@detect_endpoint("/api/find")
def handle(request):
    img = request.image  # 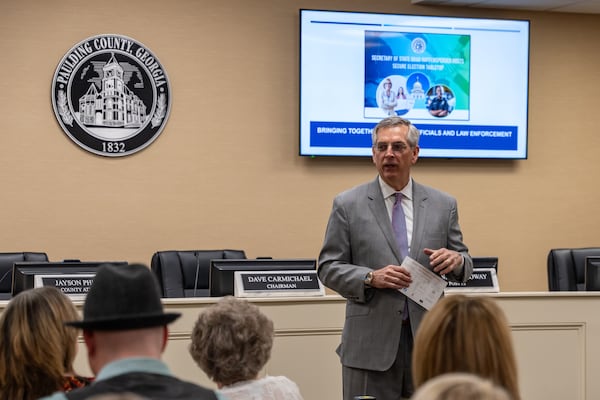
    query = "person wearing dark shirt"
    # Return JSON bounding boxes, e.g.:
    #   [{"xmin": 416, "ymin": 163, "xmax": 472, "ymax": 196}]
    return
[
  {"xmin": 428, "ymin": 85, "xmax": 449, "ymax": 117},
  {"xmin": 41, "ymin": 263, "xmax": 222, "ymax": 400}
]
